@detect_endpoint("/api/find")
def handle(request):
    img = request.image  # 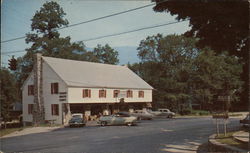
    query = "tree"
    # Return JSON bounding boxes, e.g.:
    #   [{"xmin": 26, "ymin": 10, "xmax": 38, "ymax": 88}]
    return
[
  {"xmin": 0, "ymin": 69, "xmax": 18, "ymax": 127},
  {"xmin": 93, "ymin": 44, "xmax": 119, "ymax": 64},
  {"xmin": 192, "ymin": 49, "xmax": 243, "ymax": 110},
  {"xmin": 132, "ymin": 34, "xmax": 242, "ymax": 112},
  {"xmin": 136, "ymin": 34, "xmax": 198, "ymax": 111},
  {"xmin": 153, "ymin": 0, "xmax": 249, "ymax": 110},
  {"xmin": 16, "ymin": 1, "xmax": 92, "ymax": 87}
]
